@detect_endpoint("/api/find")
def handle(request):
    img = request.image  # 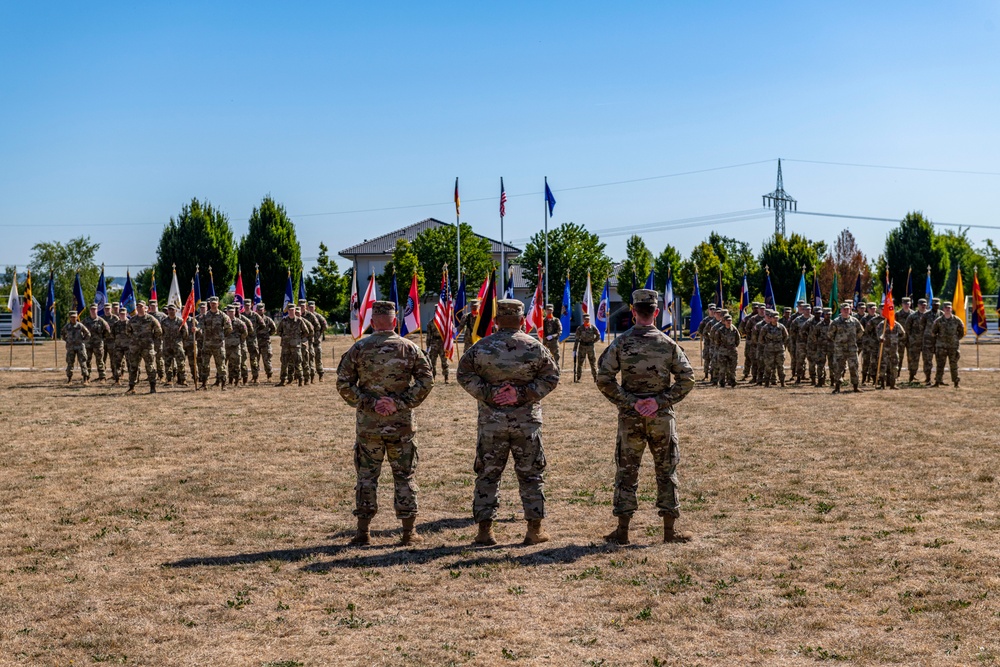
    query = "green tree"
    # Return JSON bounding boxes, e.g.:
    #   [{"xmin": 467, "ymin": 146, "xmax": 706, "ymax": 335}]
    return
[
  {"xmin": 982, "ymin": 239, "xmax": 1000, "ymax": 279},
  {"xmin": 377, "ymin": 238, "xmax": 426, "ymax": 300},
  {"xmin": 26, "ymin": 236, "xmax": 100, "ymax": 328},
  {"xmin": 653, "ymin": 243, "xmax": 683, "ymax": 295},
  {"xmin": 133, "ymin": 267, "xmax": 155, "ymax": 302},
  {"xmin": 757, "ymin": 232, "xmax": 827, "ymax": 307},
  {"xmin": 412, "ymin": 222, "xmax": 493, "ymax": 297},
  {"xmin": 305, "ymin": 242, "xmax": 345, "ymax": 320},
  {"xmin": 517, "ymin": 223, "xmax": 613, "ymax": 314},
  {"xmin": 616, "ymin": 235, "xmax": 654, "ymax": 306},
  {"xmin": 238, "ymin": 196, "xmax": 302, "ymax": 310},
  {"xmin": 879, "ymin": 212, "xmax": 949, "ymax": 302},
  {"xmin": 934, "ymin": 228, "xmax": 996, "ymax": 299},
  {"xmin": 156, "ymin": 198, "xmax": 238, "ymax": 301}
]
